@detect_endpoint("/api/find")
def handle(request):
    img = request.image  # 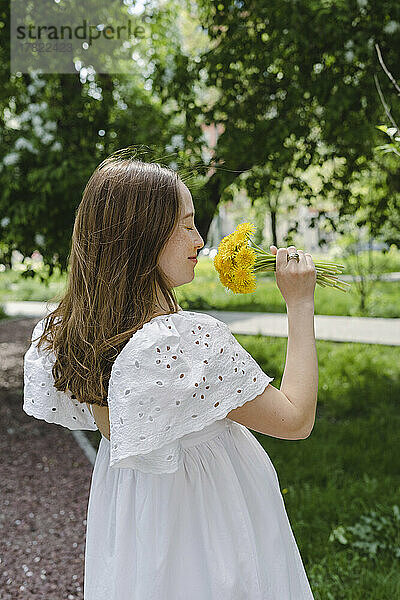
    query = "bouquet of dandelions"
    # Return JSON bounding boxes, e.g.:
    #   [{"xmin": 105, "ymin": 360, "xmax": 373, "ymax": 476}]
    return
[{"xmin": 213, "ymin": 222, "xmax": 351, "ymax": 294}]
